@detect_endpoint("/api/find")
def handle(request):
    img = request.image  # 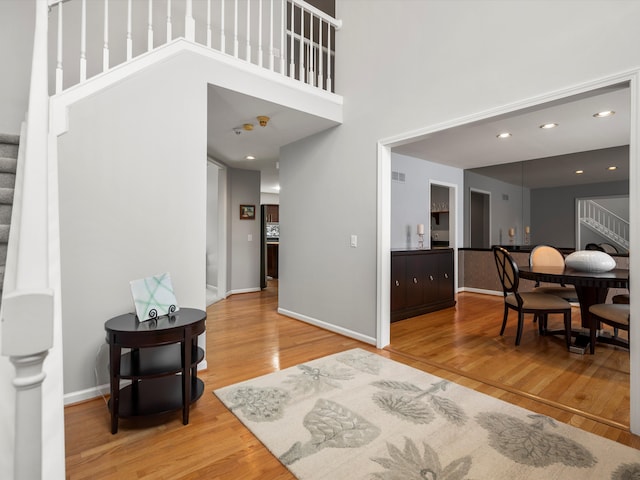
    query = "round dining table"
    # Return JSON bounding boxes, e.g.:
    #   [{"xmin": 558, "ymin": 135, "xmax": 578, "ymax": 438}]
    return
[{"xmin": 518, "ymin": 265, "xmax": 629, "ymax": 353}]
